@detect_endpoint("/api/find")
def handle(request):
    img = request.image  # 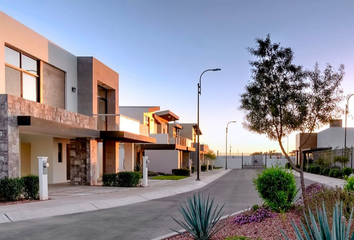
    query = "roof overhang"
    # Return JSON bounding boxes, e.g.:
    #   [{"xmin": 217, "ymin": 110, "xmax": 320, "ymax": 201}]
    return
[
  {"xmin": 139, "ymin": 144, "xmax": 176, "ymax": 150},
  {"xmin": 193, "ymin": 125, "xmax": 202, "ymax": 135},
  {"xmin": 17, "ymin": 116, "xmax": 99, "ymax": 139},
  {"xmin": 300, "ymin": 147, "xmax": 332, "ymax": 153},
  {"xmin": 155, "ymin": 110, "xmax": 179, "ymax": 122},
  {"xmin": 100, "ymin": 131, "xmax": 156, "ymax": 143}
]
